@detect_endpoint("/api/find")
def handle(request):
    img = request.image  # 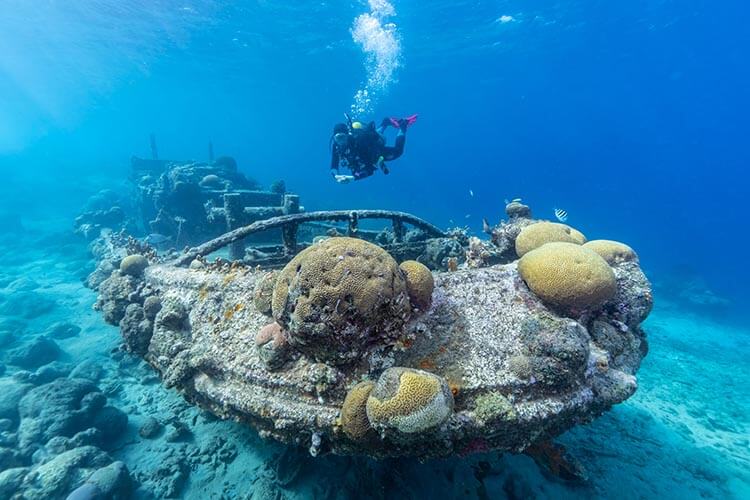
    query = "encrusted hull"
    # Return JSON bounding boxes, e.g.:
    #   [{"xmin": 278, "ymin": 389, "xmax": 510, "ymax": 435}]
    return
[{"xmin": 97, "ymin": 254, "xmax": 651, "ymax": 459}]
